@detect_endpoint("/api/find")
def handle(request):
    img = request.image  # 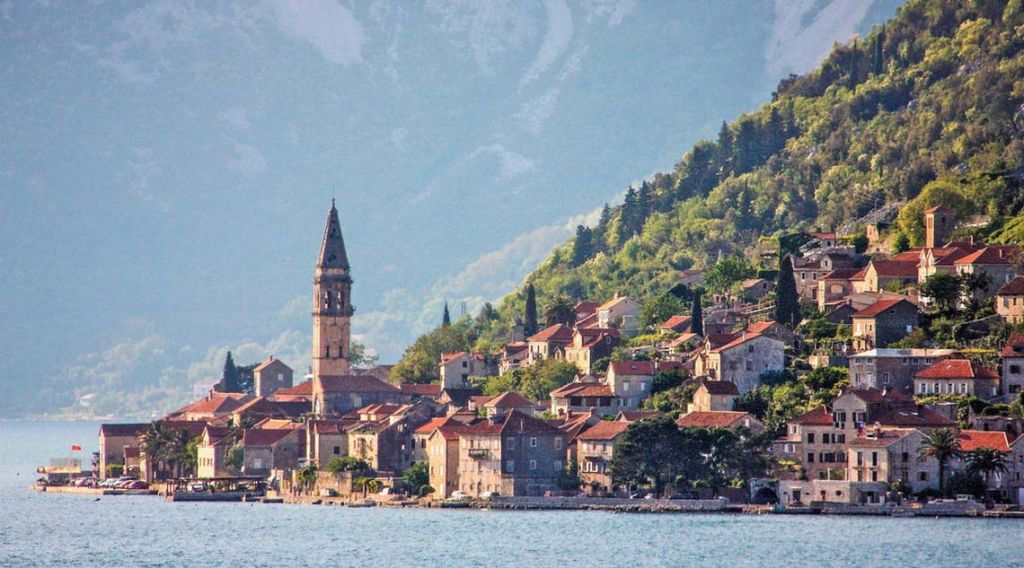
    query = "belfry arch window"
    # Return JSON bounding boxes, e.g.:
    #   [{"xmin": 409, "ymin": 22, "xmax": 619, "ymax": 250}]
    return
[
  {"xmin": 324, "ymin": 291, "xmax": 332, "ymax": 310},
  {"xmin": 337, "ymin": 290, "xmax": 345, "ymax": 307}
]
